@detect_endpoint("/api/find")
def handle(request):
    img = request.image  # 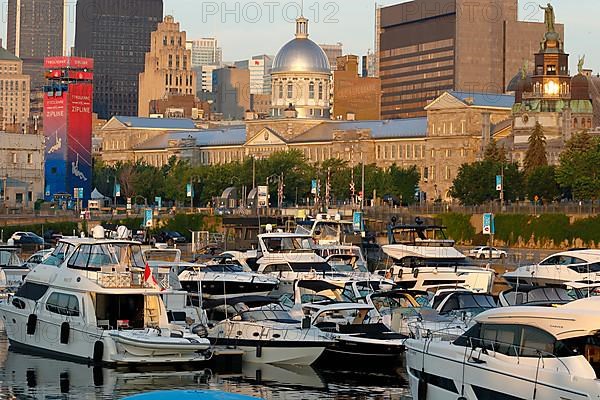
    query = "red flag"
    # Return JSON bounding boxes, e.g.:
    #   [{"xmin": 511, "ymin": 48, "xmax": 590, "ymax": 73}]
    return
[{"xmin": 144, "ymin": 263, "xmax": 161, "ymax": 290}]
